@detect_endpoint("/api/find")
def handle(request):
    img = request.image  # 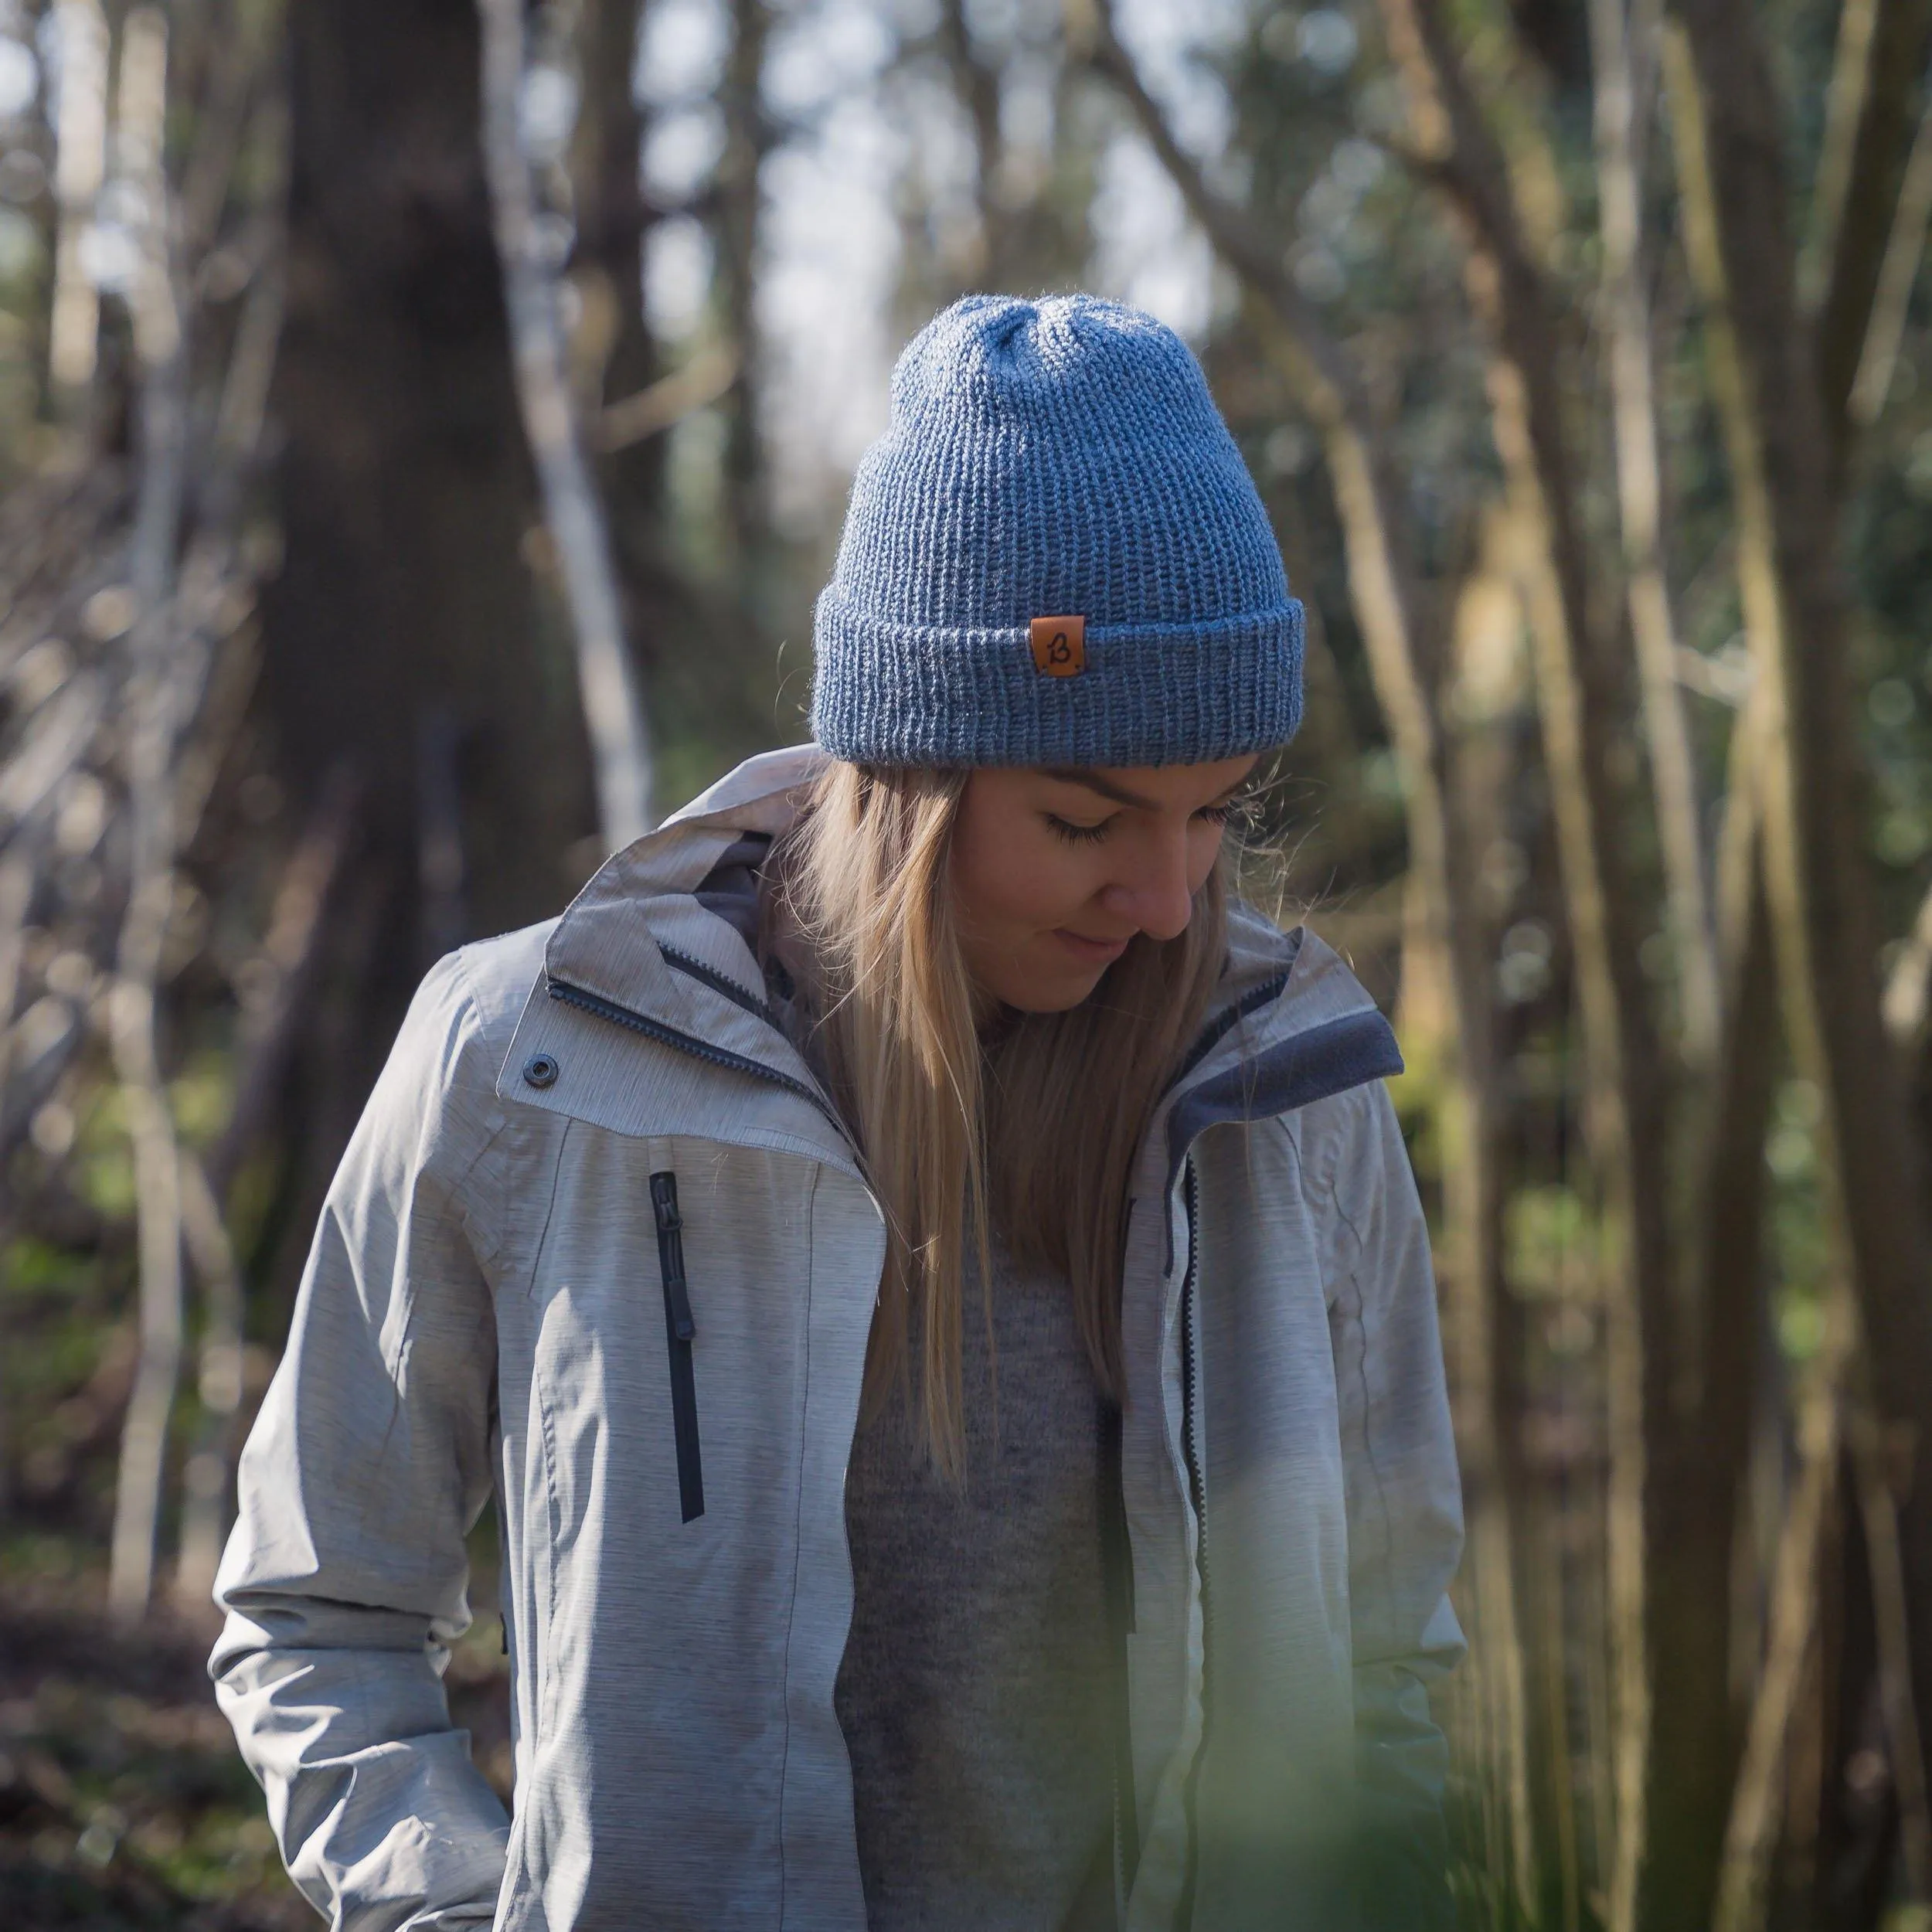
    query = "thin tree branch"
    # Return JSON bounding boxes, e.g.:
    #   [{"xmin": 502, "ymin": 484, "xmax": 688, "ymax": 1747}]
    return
[
  {"xmin": 1882, "ymin": 877, "xmax": 1932, "ymax": 1046},
  {"xmin": 0, "ymin": 845, "xmax": 34, "ymax": 1517},
  {"xmin": 48, "ymin": 0, "xmax": 109, "ymax": 400},
  {"xmin": 107, "ymin": 6, "xmax": 195, "ymax": 1626},
  {"xmin": 1713, "ymin": 1350, "xmax": 1845, "ymax": 1932},
  {"xmin": 172, "ymin": 1146, "xmax": 244, "ymax": 1611},
  {"xmin": 940, "ymin": 0, "xmax": 1009, "ymax": 285},
  {"xmin": 1813, "ymin": 0, "xmax": 1932, "ymax": 448},
  {"xmin": 478, "ymin": 0, "xmax": 654, "ymax": 846},
  {"xmin": 1849, "ymin": 1393, "xmax": 1932, "ymax": 1903},
  {"xmin": 597, "ymin": 342, "xmax": 740, "ymax": 453},
  {"xmin": 1850, "ymin": 79, "xmax": 1932, "ymax": 427},
  {"xmin": 206, "ymin": 767, "xmax": 359, "ymax": 1203},
  {"xmin": 1803, "ymin": 0, "xmax": 1882, "ymax": 307},
  {"xmin": 1590, "ymin": 0, "xmax": 1720, "ymax": 1066}
]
